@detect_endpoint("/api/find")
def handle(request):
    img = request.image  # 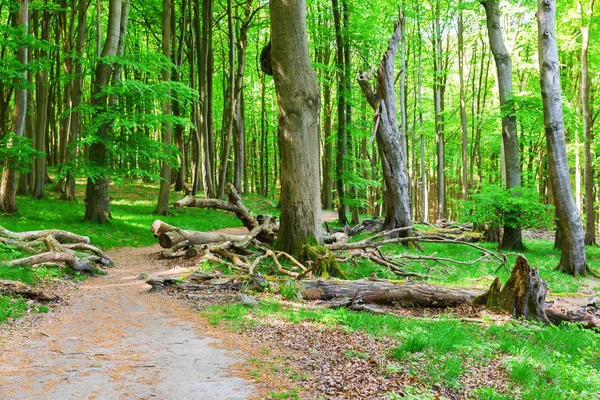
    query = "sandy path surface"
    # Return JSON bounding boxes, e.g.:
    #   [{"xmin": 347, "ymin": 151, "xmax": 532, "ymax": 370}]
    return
[{"xmin": 0, "ymin": 245, "xmax": 253, "ymax": 400}]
